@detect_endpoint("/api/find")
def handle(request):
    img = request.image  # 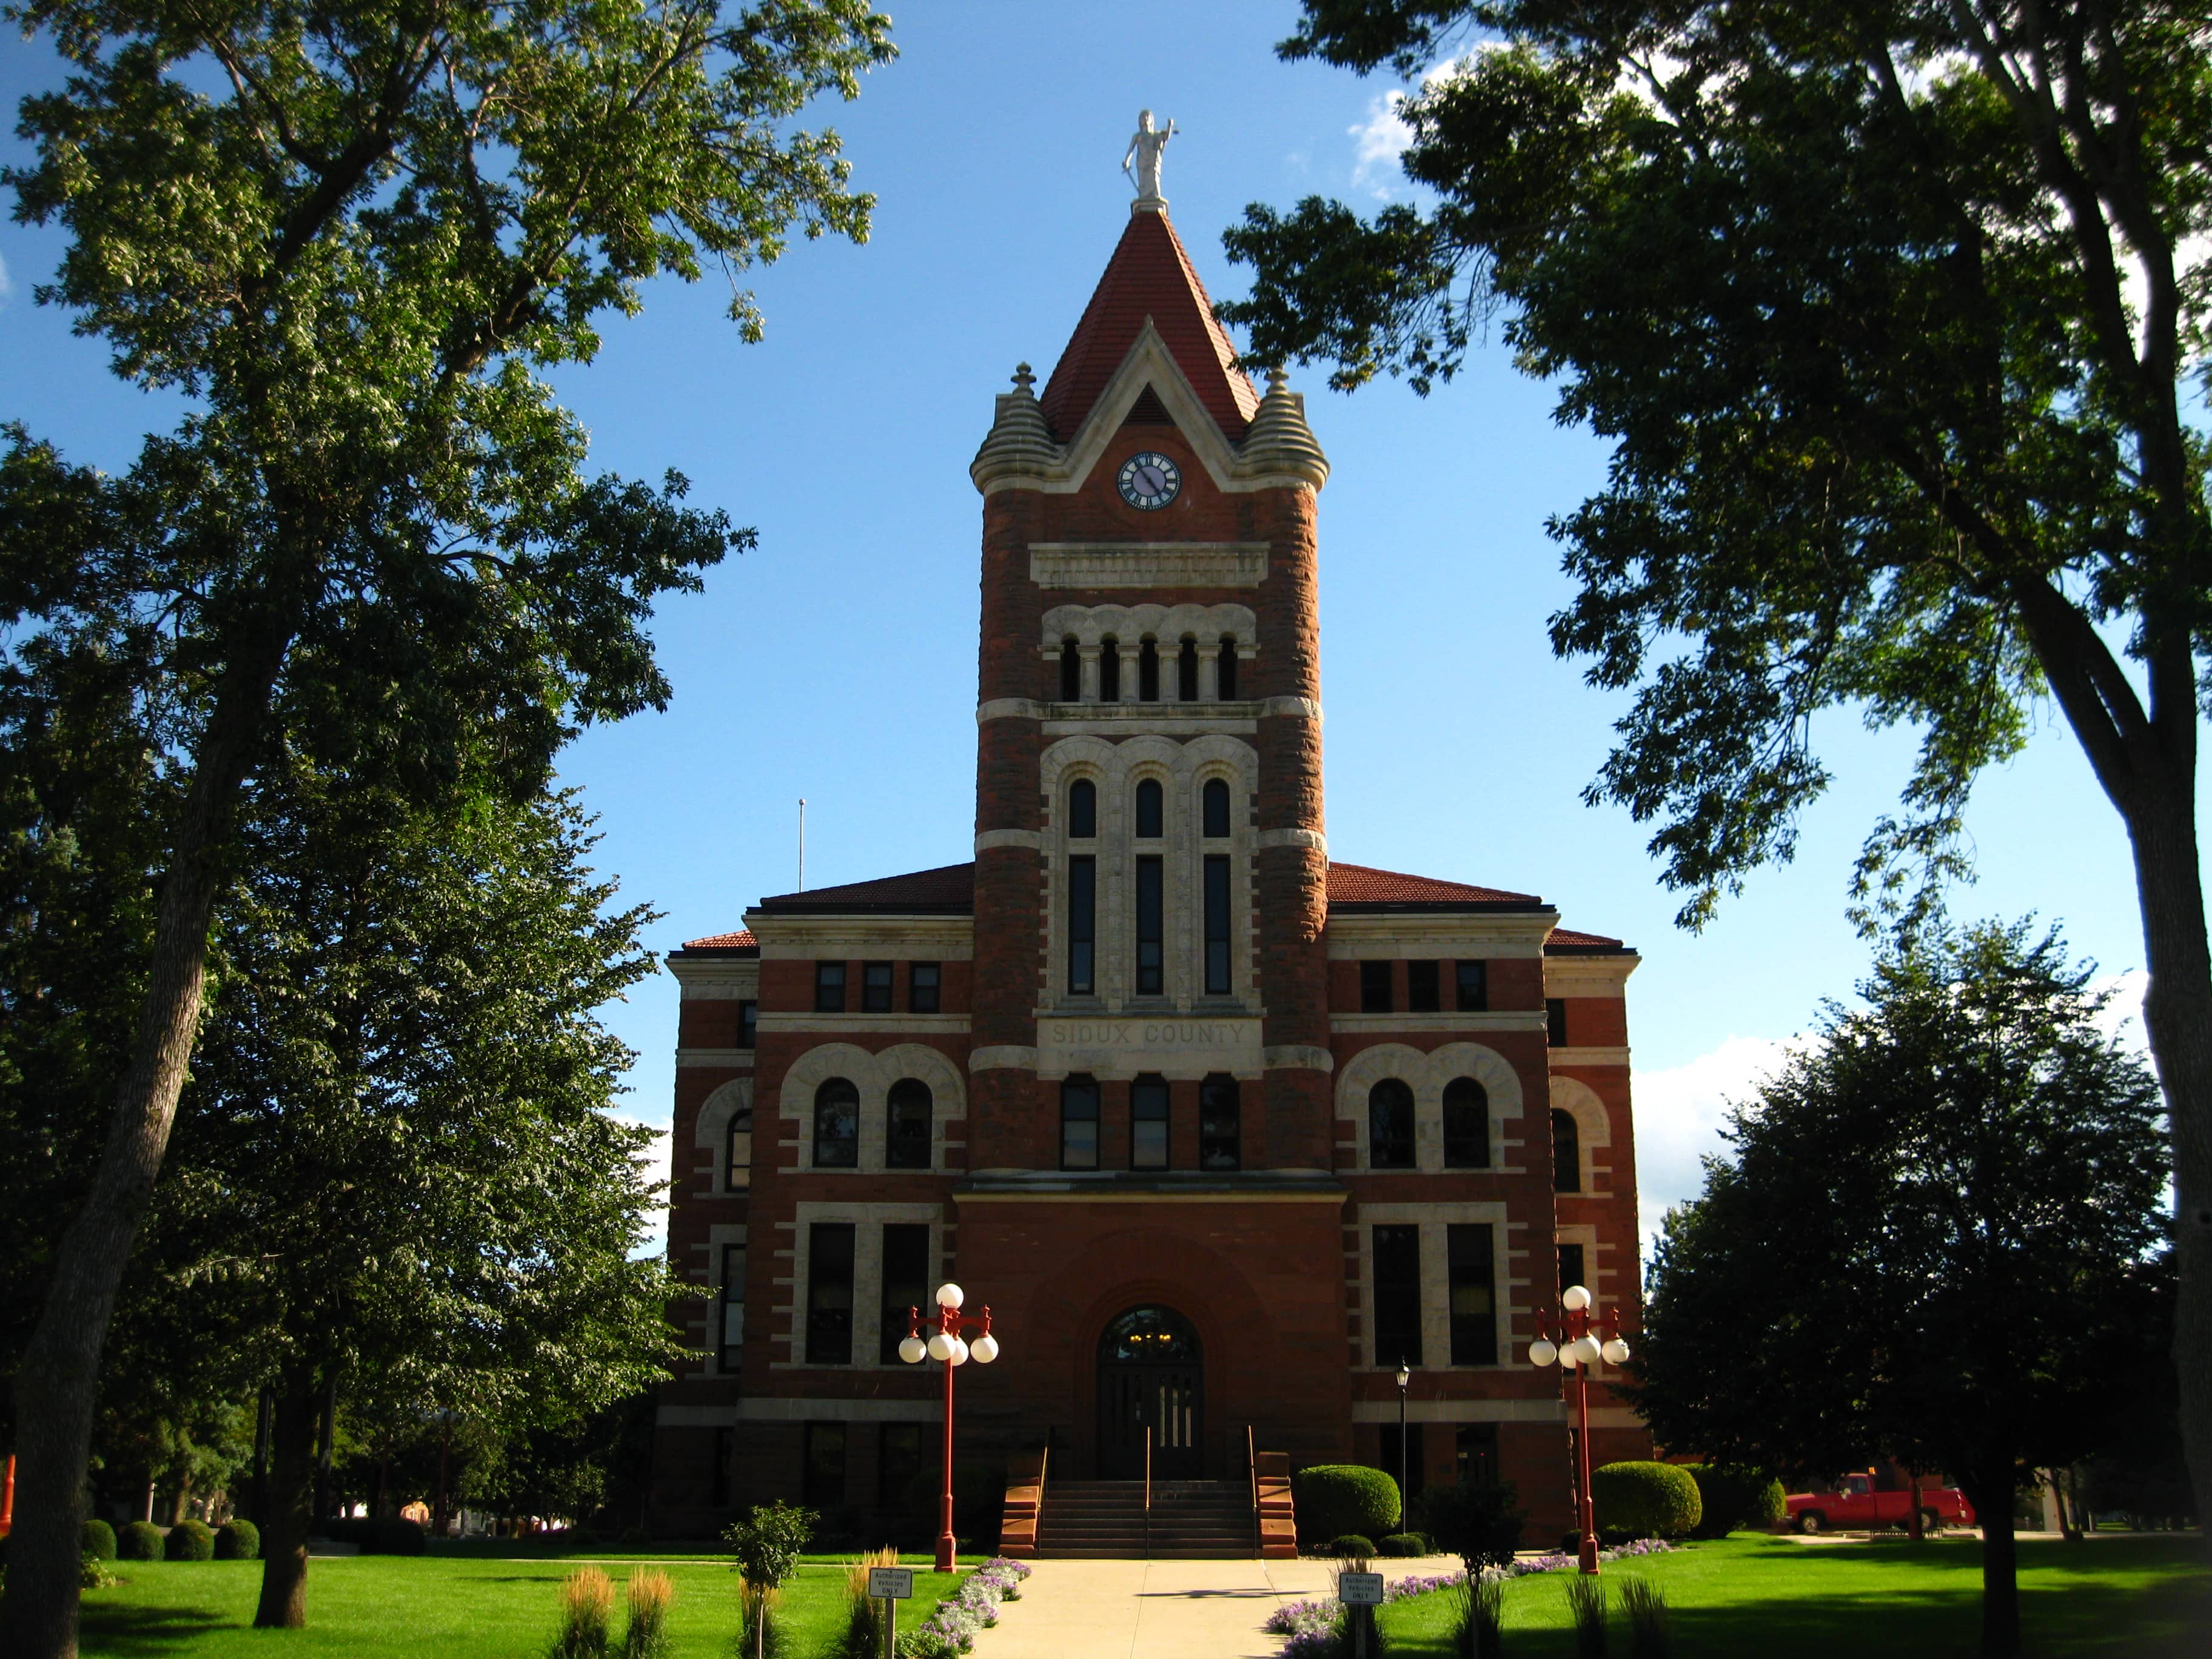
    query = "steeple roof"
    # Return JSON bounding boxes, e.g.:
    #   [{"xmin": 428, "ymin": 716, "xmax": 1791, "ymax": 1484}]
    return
[{"xmin": 1037, "ymin": 207, "xmax": 1261, "ymax": 444}]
